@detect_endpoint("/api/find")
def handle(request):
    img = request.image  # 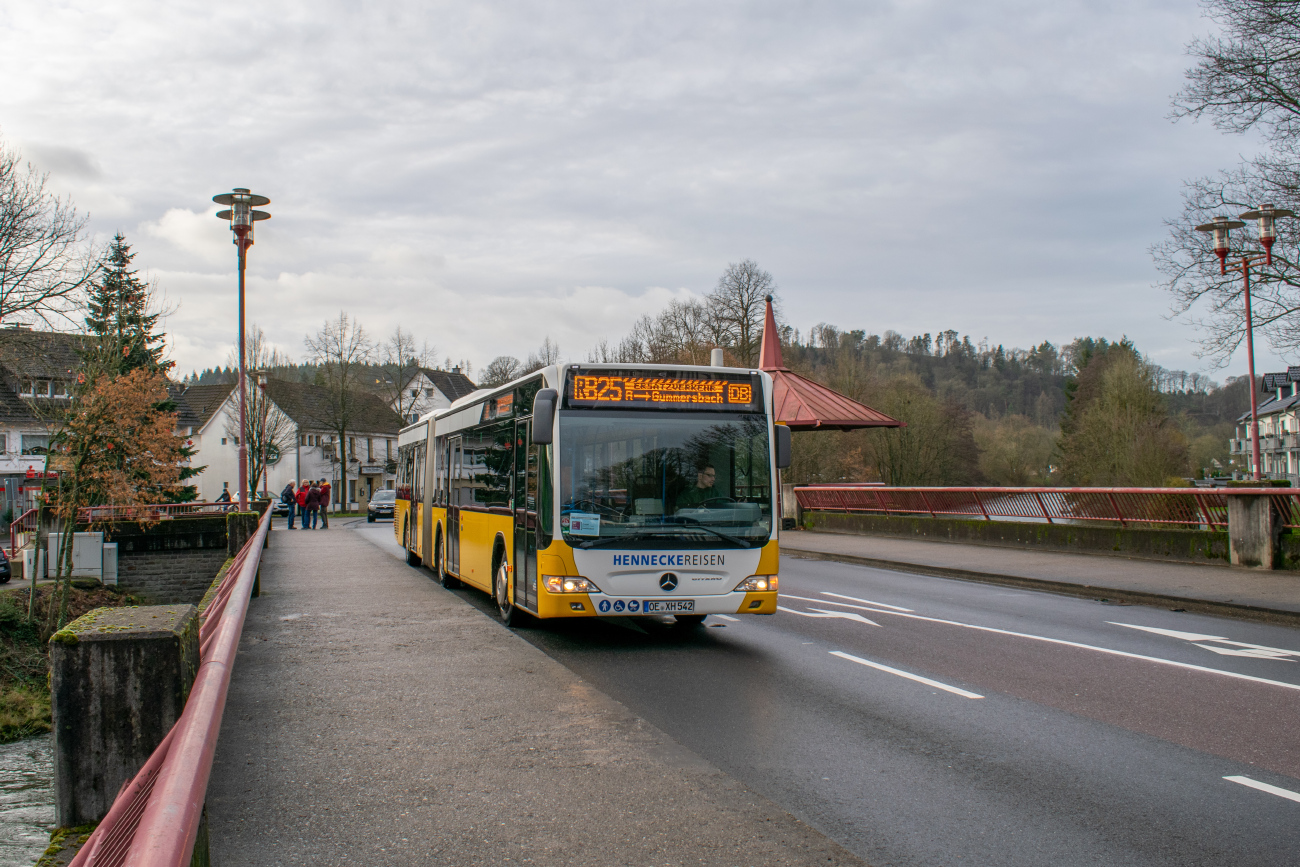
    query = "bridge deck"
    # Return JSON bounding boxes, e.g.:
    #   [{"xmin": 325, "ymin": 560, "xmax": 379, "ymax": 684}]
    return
[{"xmin": 207, "ymin": 524, "xmax": 861, "ymax": 866}]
